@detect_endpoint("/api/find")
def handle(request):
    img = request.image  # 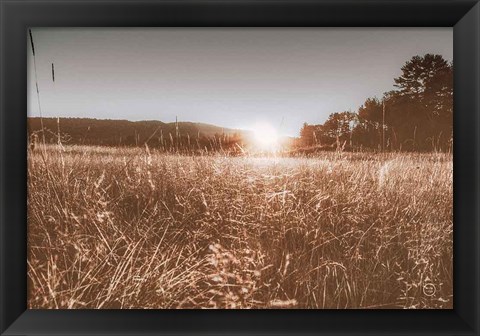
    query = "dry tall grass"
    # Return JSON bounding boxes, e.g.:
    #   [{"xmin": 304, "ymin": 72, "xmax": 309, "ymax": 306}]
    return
[{"xmin": 27, "ymin": 145, "xmax": 452, "ymax": 309}]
